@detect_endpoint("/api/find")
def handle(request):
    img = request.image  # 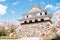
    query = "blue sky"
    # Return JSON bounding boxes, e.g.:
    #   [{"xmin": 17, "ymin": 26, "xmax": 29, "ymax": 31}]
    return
[{"xmin": 0, "ymin": 0, "xmax": 60, "ymax": 22}]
